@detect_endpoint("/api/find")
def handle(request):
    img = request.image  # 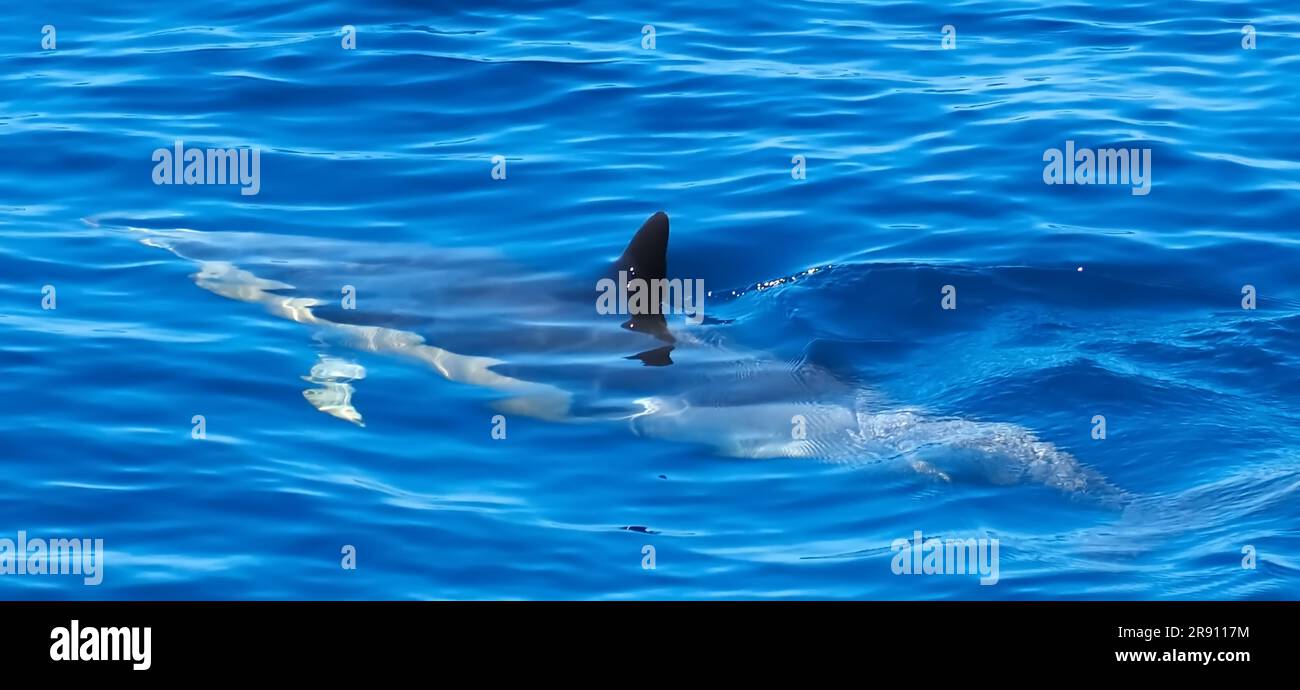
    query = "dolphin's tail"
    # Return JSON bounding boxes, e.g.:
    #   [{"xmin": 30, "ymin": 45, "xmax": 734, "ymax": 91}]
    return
[{"xmin": 852, "ymin": 399, "xmax": 1129, "ymax": 507}]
